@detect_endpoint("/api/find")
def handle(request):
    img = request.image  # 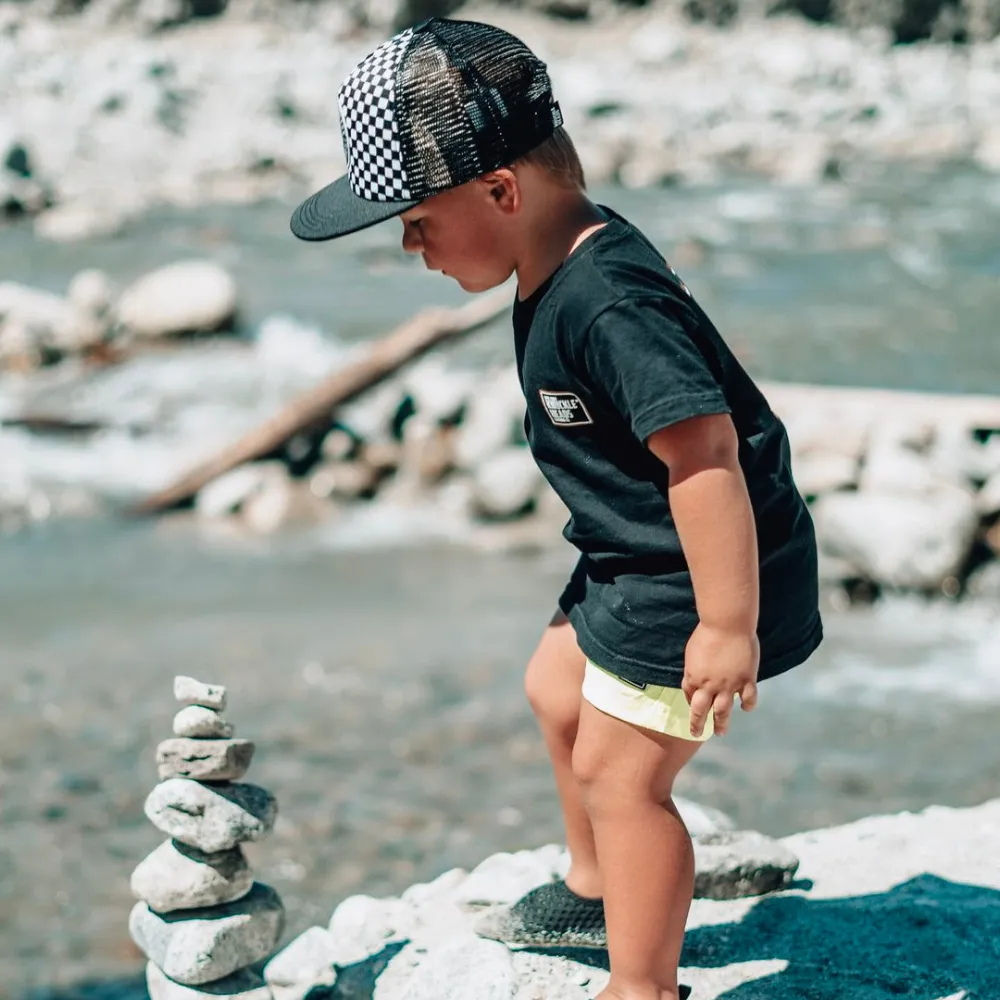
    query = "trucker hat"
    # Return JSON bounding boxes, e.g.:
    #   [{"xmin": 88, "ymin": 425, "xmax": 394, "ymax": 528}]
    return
[{"xmin": 289, "ymin": 17, "xmax": 563, "ymax": 241}]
